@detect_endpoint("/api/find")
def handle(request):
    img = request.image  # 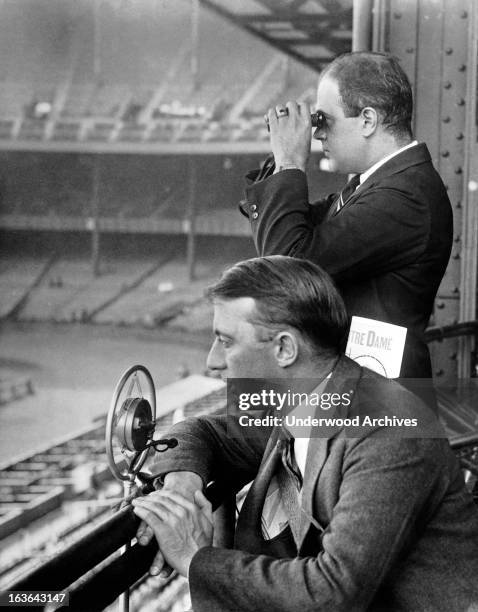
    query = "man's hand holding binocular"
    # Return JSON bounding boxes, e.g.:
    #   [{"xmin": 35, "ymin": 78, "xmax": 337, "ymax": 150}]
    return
[{"xmin": 265, "ymin": 101, "xmax": 313, "ymax": 174}]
